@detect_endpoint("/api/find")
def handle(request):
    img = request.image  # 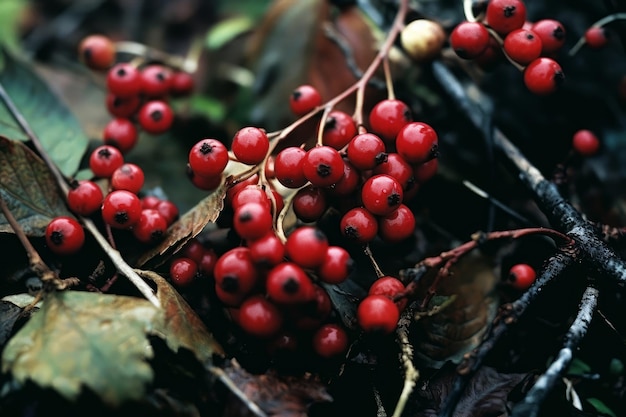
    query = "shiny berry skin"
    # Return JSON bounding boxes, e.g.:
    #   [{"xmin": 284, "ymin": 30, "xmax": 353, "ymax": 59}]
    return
[
  {"xmin": 274, "ymin": 147, "xmax": 307, "ymax": 188},
  {"xmin": 170, "ymin": 71, "xmax": 195, "ymax": 96},
  {"xmin": 293, "ymin": 186, "xmax": 327, "ymax": 222},
  {"xmin": 89, "ymin": 145, "xmax": 124, "ymax": 178},
  {"xmin": 187, "ymin": 168, "xmax": 222, "ymax": 191},
  {"xmin": 45, "ymin": 216, "xmax": 85, "ymax": 255},
  {"xmin": 585, "ymin": 27, "xmax": 608, "ymax": 49},
  {"xmin": 111, "ymin": 163, "xmax": 145, "ymax": 194},
  {"xmin": 450, "ymin": 21, "xmax": 491, "ymax": 59},
  {"xmin": 373, "ymin": 153, "xmax": 414, "ymax": 191},
  {"xmin": 378, "ymin": 204, "xmax": 415, "ymax": 243},
  {"xmin": 413, "ymin": 158, "xmax": 438, "ymax": 183},
  {"xmin": 248, "ymin": 233, "xmax": 285, "ymax": 266},
  {"xmin": 238, "ymin": 295, "xmax": 283, "ymax": 338},
  {"xmin": 508, "ymin": 263, "xmax": 536, "ymax": 290},
  {"xmin": 340, "ymin": 207, "xmax": 378, "ymax": 244},
  {"xmin": 347, "ymin": 133, "xmax": 387, "ymax": 171},
  {"xmin": 226, "ymin": 174, "xmax": 259, "ymax": 205},
  {"xmin": 103, "ymin": 118, "xmax": 138, "ymax": 154},
  {"xmin": 156, "ymin": 200, "xmax": 179, "ymax": 225},
  {"xmin": 293, "ymin": 284, "xmax": 332, "ymax": 330},
  {"xmin": 78, "ymin": 35, "xmax": 115, "ymax": 70},
  {"xmin": 503, "ymin": 28, "xmax": 543, "ymax": 65},
  {"xmin": 231, "ymin": 185, "xmax": 271, "ymax": 211},
  {"xmin": 233, "ymin": 202, "xmax": 273, "ymax": 241},
  {"xmin": 132, "ymin": 209, "xmax": 167, "ymax": 244},
  {"xmin": 140, "ymin": 65, "xmax": 172, "ymax": 98},
  {"xmin": 232, "ymin": 127, "xmax": 270, "ymax": 165},
  {"xmin": 106, "ymin": 93, "xmax": 140, "ymax": 119},
  {"xmin": 572, "ymin": 129, "xmax": 600, "ymax": 156},
  {"xmin": 101, "ymin": 190, "xmax": 142, "ymax": 229},
  {"xmin": 198, "ymin": 248, "xmax": 218, "ymax": 276},
  {"xmin": 188, "ymin": 139, "xmax": 229, "ymax": 178},
  {"xmin": 106, "ymin": 63, "xmax": 141, "ymax": 98},
  {"xmin": 285, "ymin": 226, "xmax": 329, "ymax": 268},
  {"xmin": 266, "ymin": 262, "xmax": 315, "ymax": 304},
  {"xmin": 313, "ymin": 324, "xmax": 349, "ymax": 358},
  {"xmin": 169, "ymin": 257, "xmax": 197, "ymax": 287},
  {"xmin": 141, "ymin": 195, "xmax": 161, "ymax": 210},
  {"xmin": 302, "ymin": 146, "xmax": 345, "ymax": 187},
  {"xmin": 329, "ymin": 159, "xmax": 360, "ymax": 196},
  {"xmin": 67, "ymin": 180, "xmax": 103, "ymax": 216},
  {"xmin": 322, "ymin": 110, "xmax": 357, "ymax": 149},
  {"xmin": 395, "ymin": 122, "xmax": 438, "ymax": 164},
  {"xmin": 369, "ymin": 276, "xmax": 407, "ymax": 311},
  {"xmin": 318, "ymin": 246, "xmax": 353, "ymax": 284},
  {"xmin": 531, "ymin": 19, "xmax": 566, "ymax": 54},
  {"xmin": 357, "ymin": 294, "xmax": 399, "ymax": 334},
  {"xmin": 215, "ymin": 285, "xmax": 247, "ymax": 307},
  {"xmin": 182, "ymin": 238, "xmax": 206, "ymax": 263},
  {"xmin": 368, "ymin": 99, "xmax": 412, "ymax": 142},
  {"xmin": 400, "ymin": 19, "xmax": 446, "ymax": 62},
  {"xmin": 214, "ymin": 247, "xmax": 258, "ymax": 296},
  {"xmin": 486, "ymin": 0, "xmax": 527, "ymax": 36},
  {"xmin": 361, "ymin": 174, "xmax": 403, "ymax": 216},
  {"xmin": 523, "ymin": 57, "xmax": 564, "ymax": 95},
  {"xmin": 475, "ymin": 35, "xmax": 504, "ymax": 70},
  {"xmin": 138, "ymin": 100, "xmax": 174, "ymax": 134},
  {"xmin": 289, "ymin": 84, "xmax": 322, "ymax": 116}
]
